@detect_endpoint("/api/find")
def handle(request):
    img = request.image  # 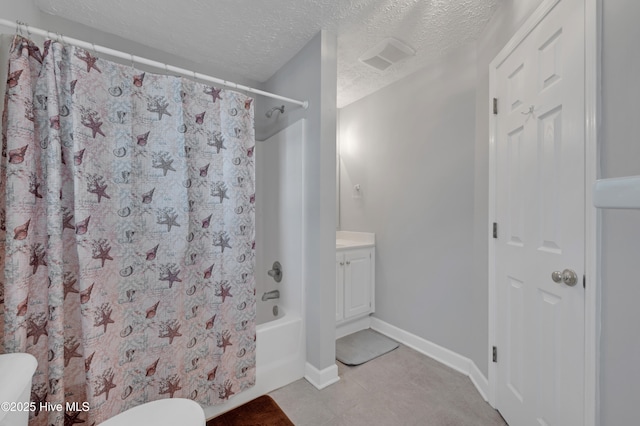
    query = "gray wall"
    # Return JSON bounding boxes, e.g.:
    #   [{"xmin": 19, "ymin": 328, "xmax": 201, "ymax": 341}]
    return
[
  {"xmin": 600, "ymin": 1, "xmax": 640, "ymax": 424},
  {"xmin": 339, "ymin": 45, "xmax": 478, "ymax": 360},
  {"xmin": 261, "ymin": 32, "xmax": 338, "ymax": 372}
]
